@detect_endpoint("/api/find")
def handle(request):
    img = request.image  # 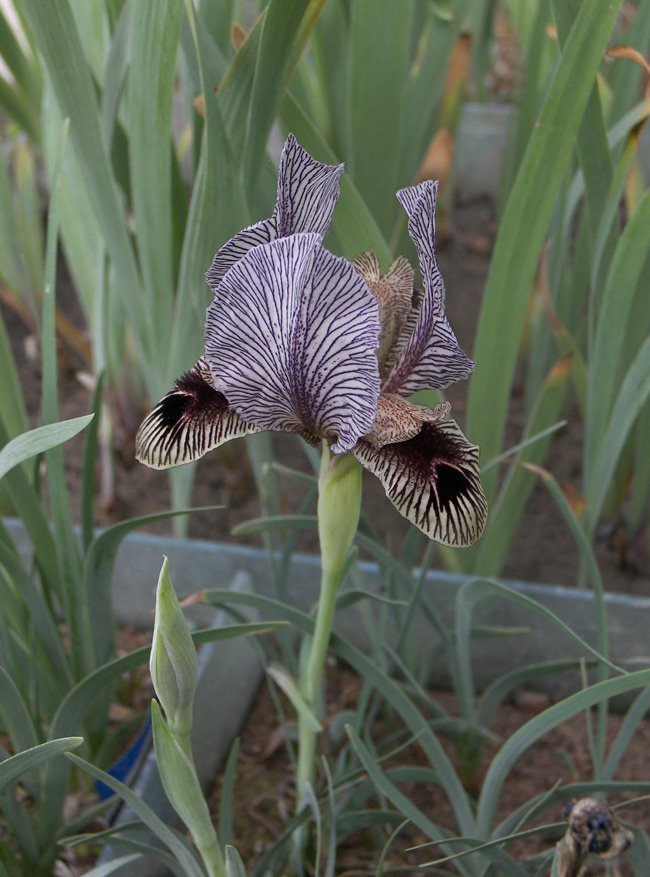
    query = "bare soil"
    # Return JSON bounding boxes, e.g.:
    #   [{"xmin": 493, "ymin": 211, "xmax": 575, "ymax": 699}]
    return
[{"xmin": 208, "ymin": 657, "xmax": 650, "ymax": 875}]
